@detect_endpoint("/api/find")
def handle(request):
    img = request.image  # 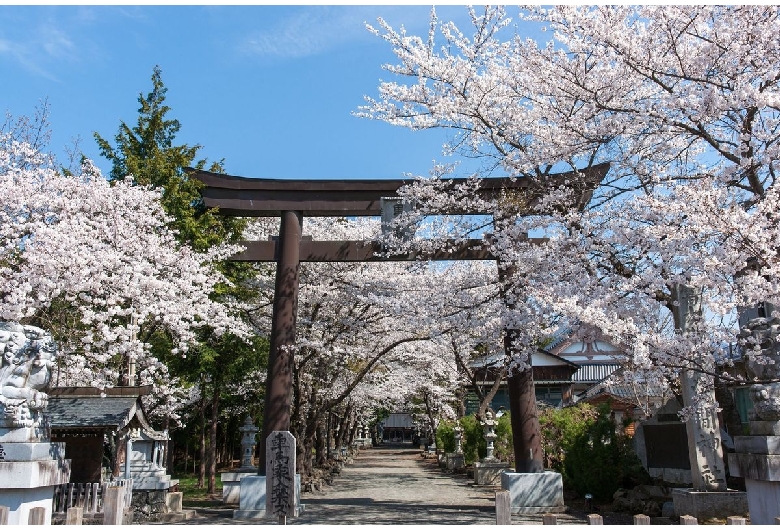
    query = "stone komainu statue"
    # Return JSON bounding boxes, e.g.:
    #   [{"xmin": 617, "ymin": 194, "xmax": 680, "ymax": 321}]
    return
[
  {"xmin": 0, "ymin": 322, "xmax": 57, "ymax": 428},
  {"xmin": 739, "ymin": 316, "xmax": 780, "ymax": 422}
]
